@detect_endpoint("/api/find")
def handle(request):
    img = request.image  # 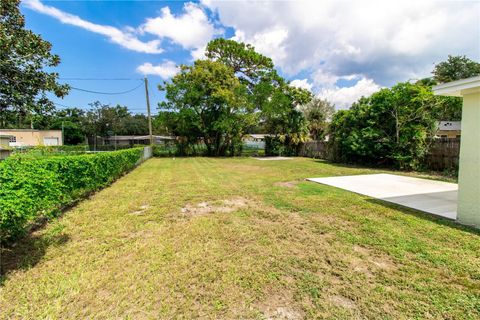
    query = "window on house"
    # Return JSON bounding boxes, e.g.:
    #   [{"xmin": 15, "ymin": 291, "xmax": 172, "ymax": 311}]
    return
[{"xmin": 9, "ymin": 136, "xmax": 16, "ymax": 143}]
